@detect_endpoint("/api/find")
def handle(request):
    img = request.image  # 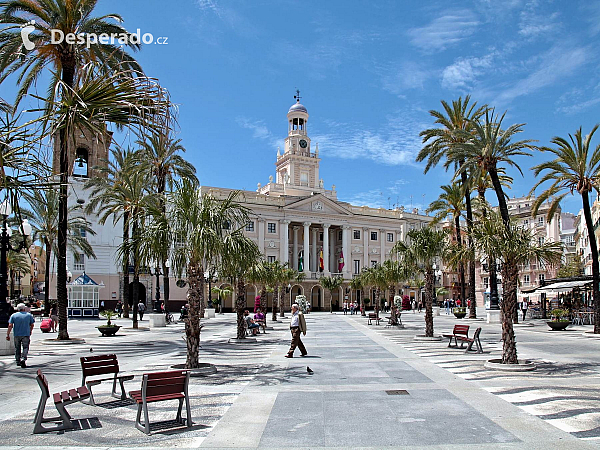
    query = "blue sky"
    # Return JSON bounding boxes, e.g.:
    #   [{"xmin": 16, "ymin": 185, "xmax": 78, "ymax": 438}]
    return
[{"xmin": 4, "ymin": 0, "xmax": 600, "ymax": 215}]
